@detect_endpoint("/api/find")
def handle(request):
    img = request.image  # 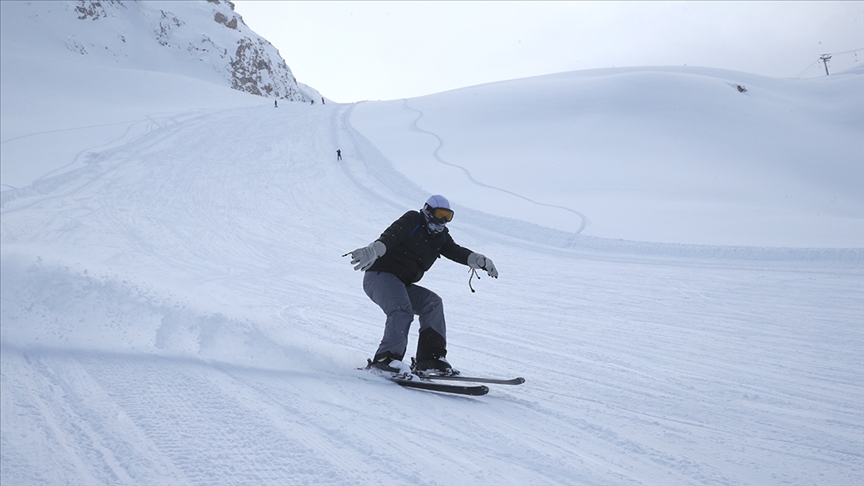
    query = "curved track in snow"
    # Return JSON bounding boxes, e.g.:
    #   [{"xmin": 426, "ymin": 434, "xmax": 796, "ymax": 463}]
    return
[{"xmin": 401, "ymin": 99, "xmax": 590, "ymax": 238}]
